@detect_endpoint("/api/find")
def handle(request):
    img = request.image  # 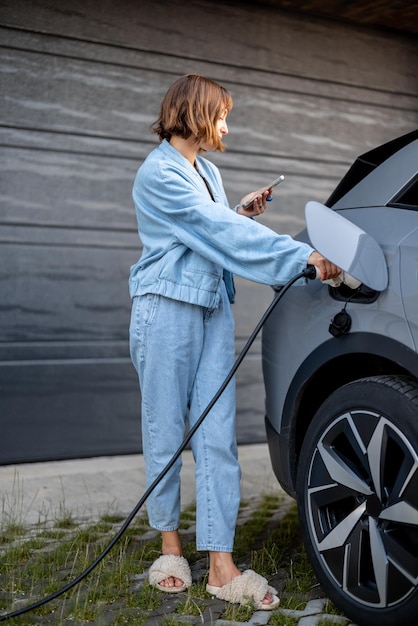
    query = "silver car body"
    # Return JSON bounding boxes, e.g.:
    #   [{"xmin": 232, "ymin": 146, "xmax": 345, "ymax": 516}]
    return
[{"xmin": 262, "ymin": 130, "xmax": 418, "ymax": 496}]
